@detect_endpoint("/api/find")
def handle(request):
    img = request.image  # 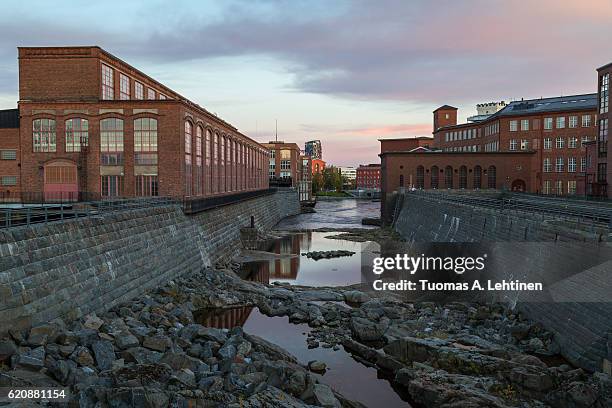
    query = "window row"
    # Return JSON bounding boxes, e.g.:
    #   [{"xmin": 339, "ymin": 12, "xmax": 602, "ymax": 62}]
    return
[
  {"xmin": 101, "ymin": 175, "xmax": 158, "ymax": 197},
  {"xmin": 101, "ymin": 64, "xmax": 168, "ymax": 101},
  {"xmin": 600, "ymin": 73, "xmax": 609, "ymax": 114},
  {"xmin": 183, "ymin": 121, "xmax": 268, "ymax": 196},
  {"xmin": 542, "ymin": 180, "xmax": 577, "ymax": 195},
  {"xmin": 542, "ymin": 157, "xmax": 585, "ymax": 173},
  {"xmin": 511, "ymin": 115, "xmax": 592, "ymax": 132},
  {"xmin": 32, "ymin": 118, "xmax": 157, "ymax": 154},
  {"xmin": 414, "ymin": 165, "xmax": 497, "ymax": 190}
]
